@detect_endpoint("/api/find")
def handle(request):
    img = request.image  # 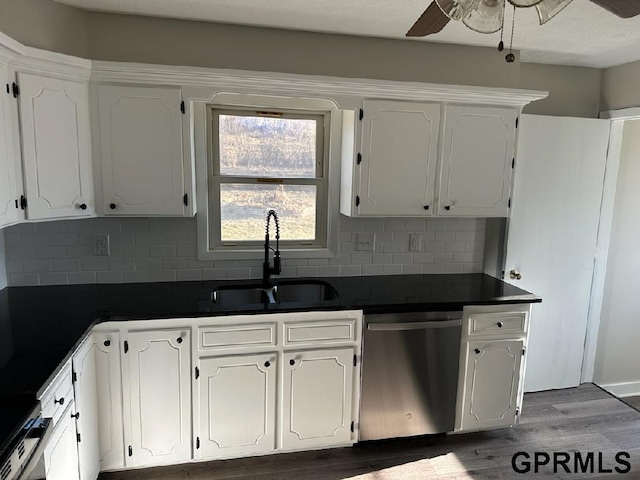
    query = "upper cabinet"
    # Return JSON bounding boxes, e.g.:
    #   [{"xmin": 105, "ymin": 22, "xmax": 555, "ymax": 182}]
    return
[
  {"xmin": 341, "ymin": 101, "xmax": 519, "ymax": 218},
  {"xmin": 357, "ymin": 100, "xmax": 440, "ymax": 216},
  {"xmin": 17, "ymin": 72, "xmax": 93, "ymax": 220},
  {"xmin": 0, "ymin": 64, "xmax": 22, "ymax": 228},
  {"xmin": 96, "ymin": 85, "xmax": 192, "ymax": 217},
  {"xmin": 438, "ymin": 106, "xmax": 516, "ymax": 217}
]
